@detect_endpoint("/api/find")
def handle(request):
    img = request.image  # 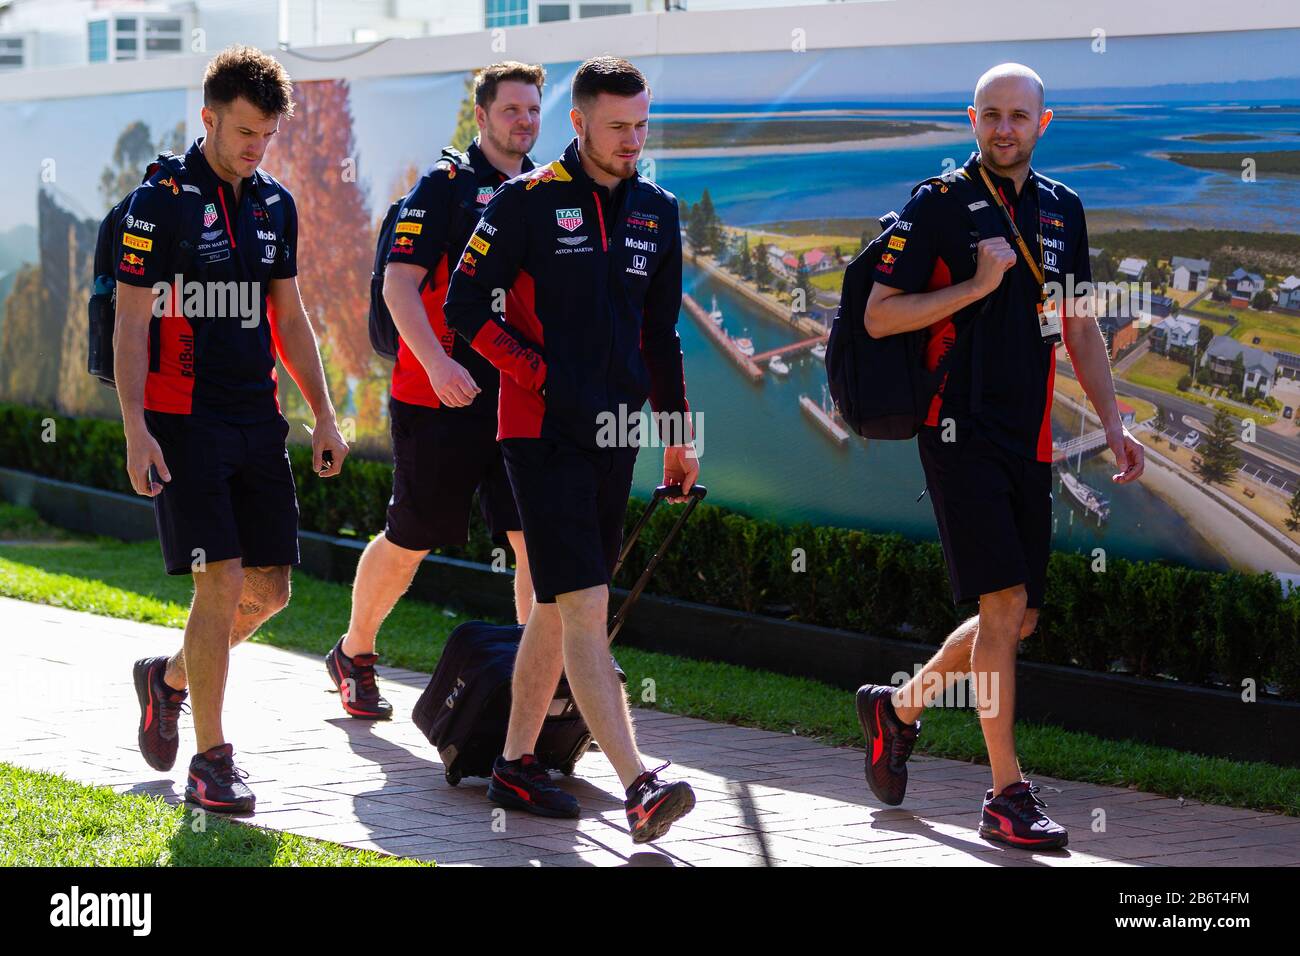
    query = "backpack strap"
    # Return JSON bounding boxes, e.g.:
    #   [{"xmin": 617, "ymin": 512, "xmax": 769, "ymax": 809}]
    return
[
  {"xmin": 438, "ymin": 144, "xmax": 482, "ymax": 239},
  {"xmin": 911, "ymin": 168, "xmax": 1001, "ymax": 419},
  {"xmin": 249, "ymin": 171, "xmax": 290, "ymax": 267}
]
